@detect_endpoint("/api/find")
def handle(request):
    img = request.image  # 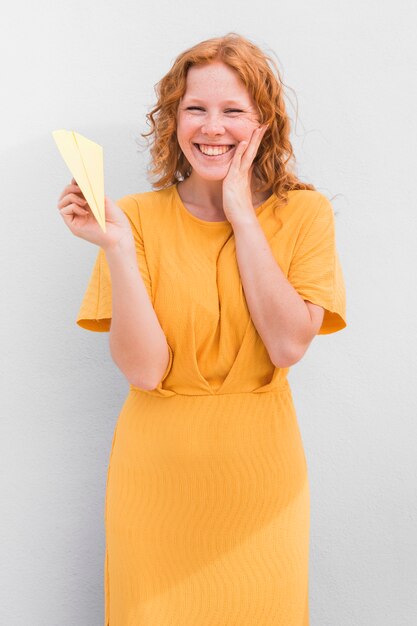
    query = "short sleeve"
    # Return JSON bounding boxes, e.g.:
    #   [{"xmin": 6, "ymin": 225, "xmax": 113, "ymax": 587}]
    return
[
  {"xmin": 75, "ymin": 195, "xmax": 152, "ymax": 332},
  {"xmin": 287, "ymin": 195, "xmax": 347, "ymax": 335}
]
